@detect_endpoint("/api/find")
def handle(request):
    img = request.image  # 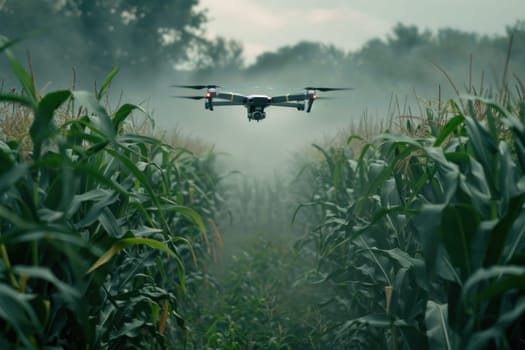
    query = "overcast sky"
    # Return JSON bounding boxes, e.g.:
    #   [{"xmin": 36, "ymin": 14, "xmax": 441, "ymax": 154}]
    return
[
  {"xmin": 198, "ymin": 0, "xmax": 524, "ymax": 64},
  {"xmin": 166, "ymin": 1, "xmax": 525, "ymax": 176}
]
